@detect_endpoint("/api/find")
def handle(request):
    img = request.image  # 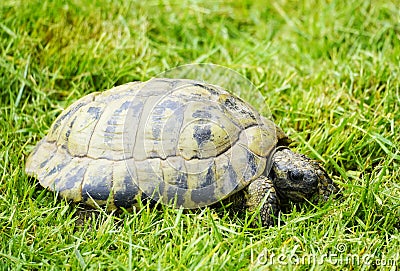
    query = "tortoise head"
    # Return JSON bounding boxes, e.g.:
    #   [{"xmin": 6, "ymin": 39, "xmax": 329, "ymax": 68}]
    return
[{"xmin": 269, "ymin": 148, "xmax": 333, "ymax": 202}]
